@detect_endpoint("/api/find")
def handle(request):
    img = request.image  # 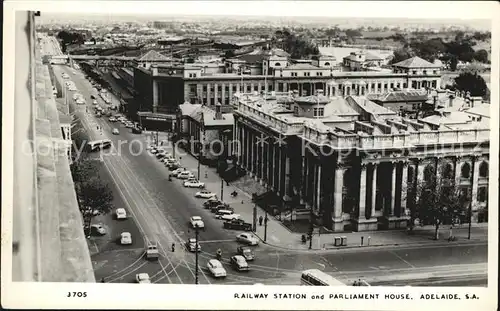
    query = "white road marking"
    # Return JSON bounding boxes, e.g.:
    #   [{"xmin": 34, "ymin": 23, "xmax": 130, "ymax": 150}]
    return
[{"xmin": 390, "ymin": 251, "xmax": 416, "ymax": 268}]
